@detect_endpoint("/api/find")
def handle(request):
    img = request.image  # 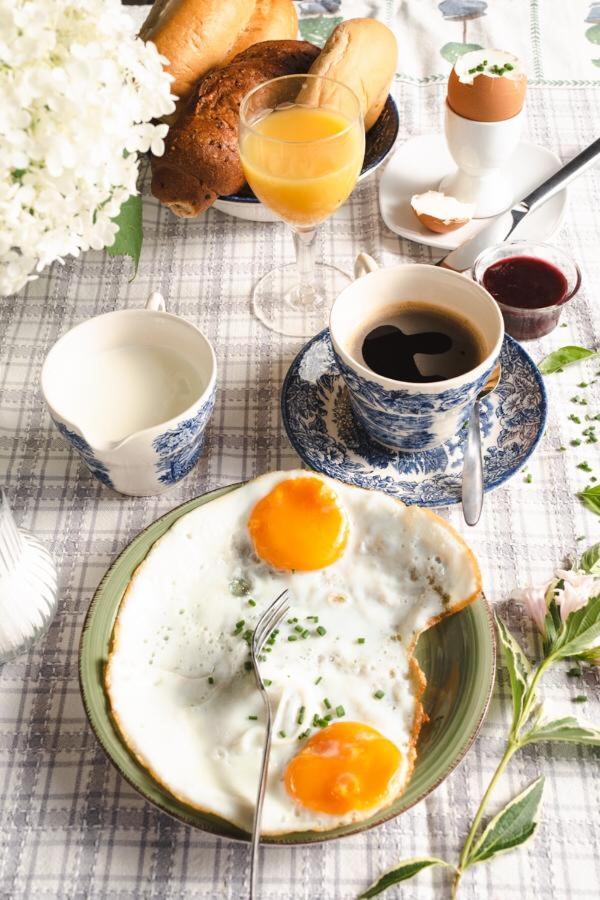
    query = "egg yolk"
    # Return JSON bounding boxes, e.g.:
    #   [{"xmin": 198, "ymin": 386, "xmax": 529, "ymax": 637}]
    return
[
  {"xmin": 284, "ymin": 722, "xmax": 401, "ymax": 815},
  {"xmin": 248, "ymin": 477, "xmax": 349, "ymax": 571}
]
